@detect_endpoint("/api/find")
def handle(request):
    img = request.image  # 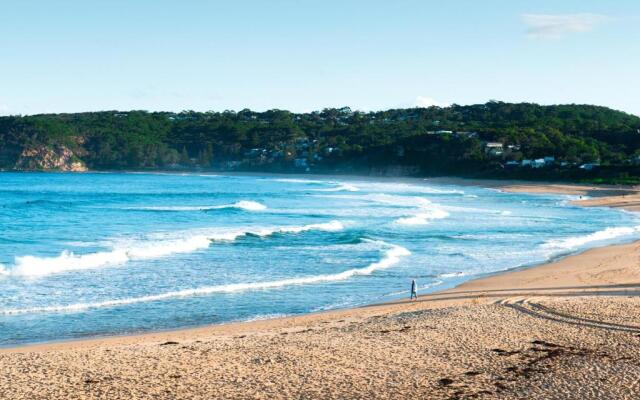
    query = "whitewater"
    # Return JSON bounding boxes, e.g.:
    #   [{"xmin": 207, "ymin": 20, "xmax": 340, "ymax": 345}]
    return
[{"xmin": 0, "ymin": 172, "xmax": 638, "ymax": 346}]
